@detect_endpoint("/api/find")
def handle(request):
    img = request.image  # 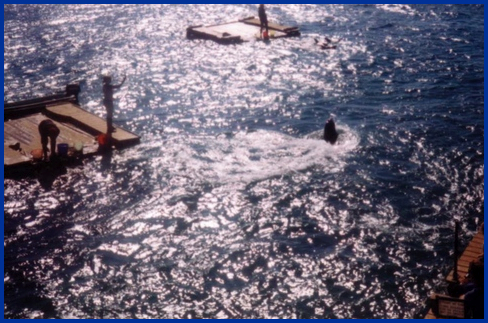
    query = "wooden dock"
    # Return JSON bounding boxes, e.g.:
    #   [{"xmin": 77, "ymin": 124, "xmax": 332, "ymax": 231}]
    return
[
  {"xmin": 445, "ymin": 229, "xmax": 484, "ymax": 284},
  {"xmin": 187, "ymin": 16, "xmax": 300, "ymax": 44},
  {"xmin": 5, "ymin": 87, "xmax": 140, "ymax": 173},
  {"xmin": 424, "ymin": 226, "xmax": 484, "ymax": 319},
  {"xmin": 45, "ymin": 103, "xmax": 139, "ymax": 148}
]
